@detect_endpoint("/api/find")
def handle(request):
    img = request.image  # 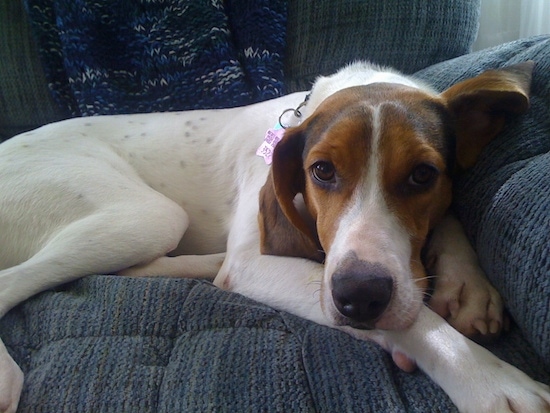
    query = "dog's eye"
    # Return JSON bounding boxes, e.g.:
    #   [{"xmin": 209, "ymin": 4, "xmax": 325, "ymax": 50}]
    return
[
  {"xmin": 312, "ymin": 161, "xmax": 336, "ymax": 183},
  {"xmin": 409, "ymin": 164, "xmax": 438, "ymax": 187}
]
